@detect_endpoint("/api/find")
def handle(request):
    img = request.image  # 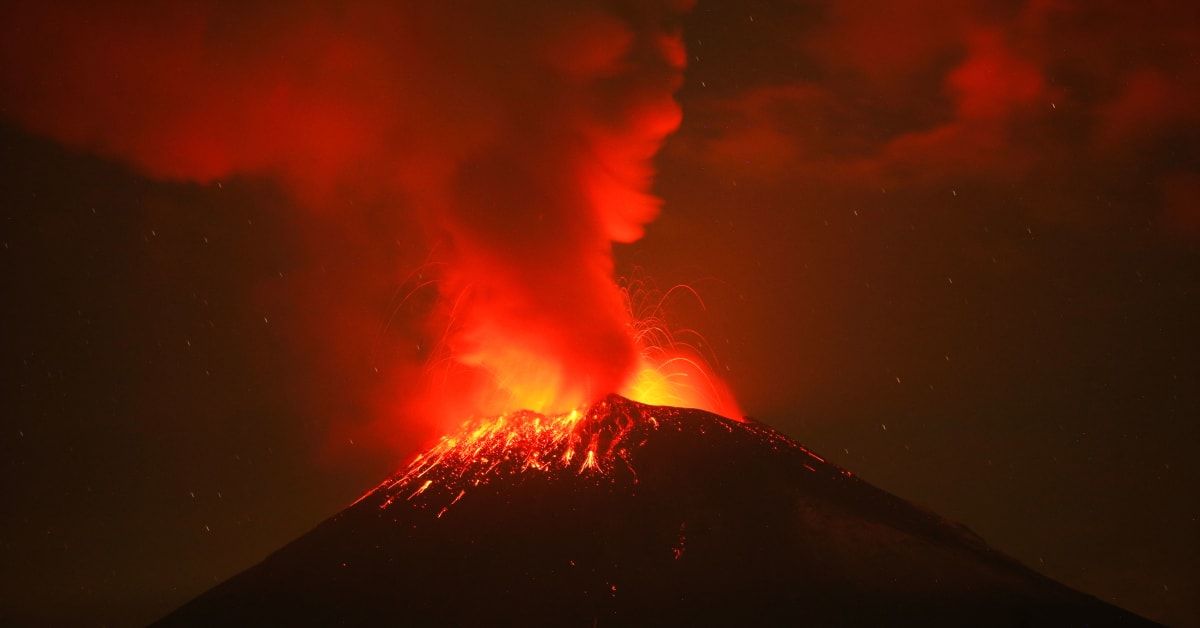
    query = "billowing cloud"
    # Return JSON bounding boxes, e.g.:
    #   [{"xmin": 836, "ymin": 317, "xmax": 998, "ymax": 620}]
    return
[
  {"xmin": 0, "ymin": 0, "xmax": 708, "ymax": 442},
  {"xmin": 675, "ymin": 0, "xmax": 1200, "ymax": 233}
]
